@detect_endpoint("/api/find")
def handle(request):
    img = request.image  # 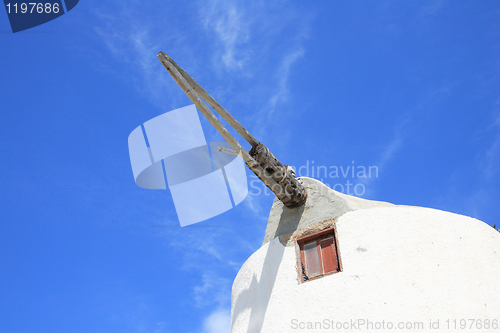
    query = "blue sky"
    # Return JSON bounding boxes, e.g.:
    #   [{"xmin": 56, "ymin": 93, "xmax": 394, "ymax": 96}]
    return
[{"xmin": 1, "ymin": 1, "xmax": 499, "ymax": 332}]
